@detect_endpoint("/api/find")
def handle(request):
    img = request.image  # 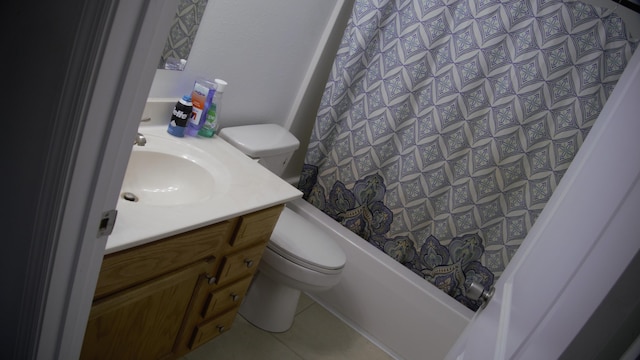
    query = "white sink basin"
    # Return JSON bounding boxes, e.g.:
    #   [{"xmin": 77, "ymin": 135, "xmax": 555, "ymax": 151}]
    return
[
  {"xmin": 120, "ymin": 134, "xmax": 229, "ymax": 206},
  {"xmin": 106, "ymin": 124, "xmax": 304, "ymax": 255}
]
